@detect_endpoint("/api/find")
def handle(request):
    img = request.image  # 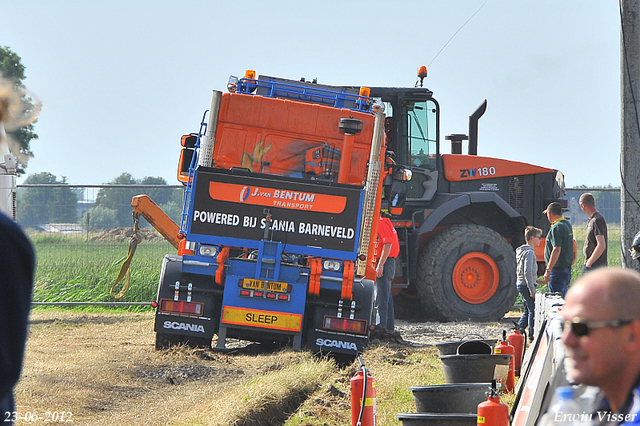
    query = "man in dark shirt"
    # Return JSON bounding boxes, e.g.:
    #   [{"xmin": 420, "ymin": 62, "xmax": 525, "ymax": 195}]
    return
[
  {"xmin": 0, "ymin": 212, "xmax": 35, "ymax": 423},
  {"xmin": 579, "ymin": 192, "xmax": 608, "ymax": 273},
  {"xmin": 543, "ymin": 202, "xmax": 574, "ymax": 297}
]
